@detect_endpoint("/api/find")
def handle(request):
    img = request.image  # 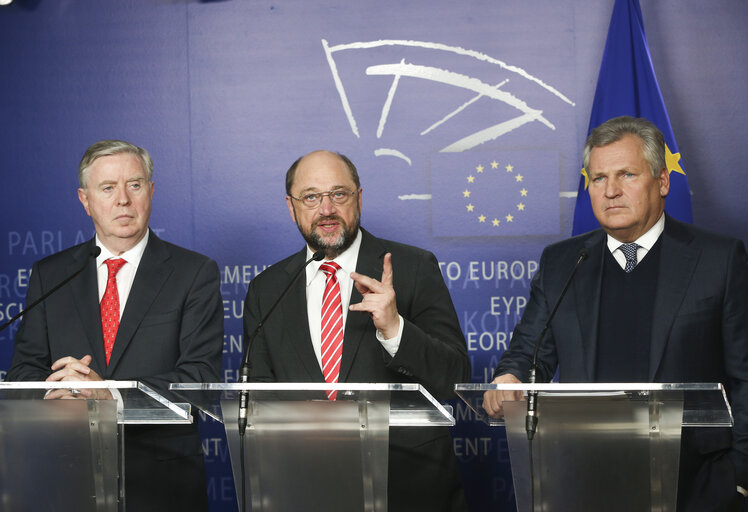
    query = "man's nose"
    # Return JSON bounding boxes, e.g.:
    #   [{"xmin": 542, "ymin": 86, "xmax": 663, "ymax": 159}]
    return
[
  {"xmin": 318, "ymin": 194, "xmax": 336, "ymax": 215},
  {"xmin": 115, "ymin": 187, "xmax": 131, "ymax": 205},
  {"xmin": 605, "ymin": 178, "xmax": 621, "ymax": 197}
]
